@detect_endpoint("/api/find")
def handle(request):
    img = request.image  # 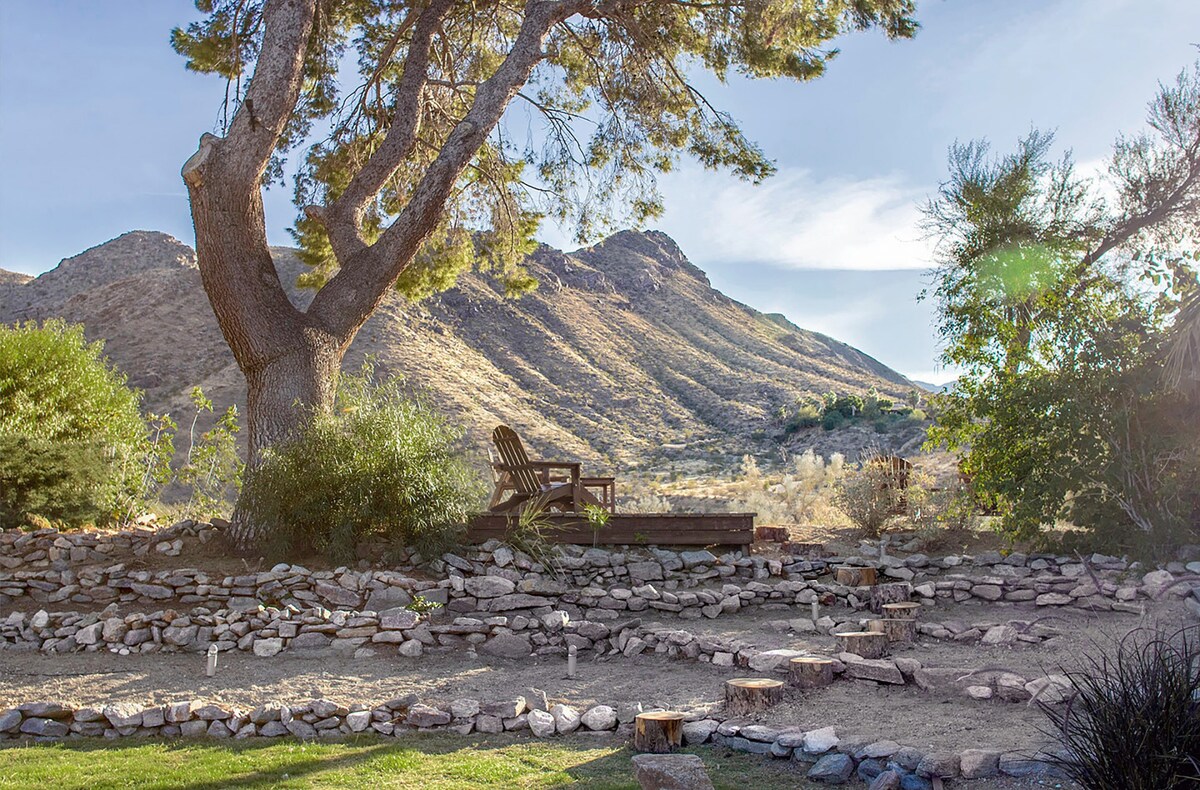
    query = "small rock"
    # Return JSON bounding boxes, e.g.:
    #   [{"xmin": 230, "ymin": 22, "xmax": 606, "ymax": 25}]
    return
[
  {"xmin": 803, "ymin": 725, "xmax": 839, "ymax": 755},
  {"xmin": 916, "ymin": 751, "xmax": 960, "ymax": 778},
  {"xmin": 407, "ymin": 704, "xmax": 451, "ymax": 728},
  {"xmin": 868, "ymin": 770, "xmax": 901, "ymax": 790},
  {"xmin": 551, "ymin": 704, "xmax": 581, "ymax": 735},
  {"xmin": 480, "ymin": 633, "xmax": 532, "ymax": 659},
  {"xmin": 959, "ymin": 749, "xmax": 1001, "ymax": 778},
  {"xmin": 681, "ymin": 719, "xmax": 718, "ymax": 745}
]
